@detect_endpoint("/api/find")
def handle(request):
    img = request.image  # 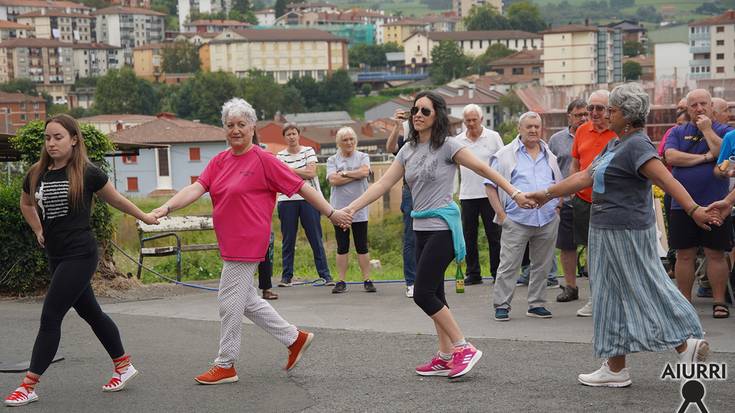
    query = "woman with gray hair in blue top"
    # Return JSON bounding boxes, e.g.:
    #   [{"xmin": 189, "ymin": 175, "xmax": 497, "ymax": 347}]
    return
[{"xmin": 527, "ymin": 82, "xmax": 718, "ymax": 387}]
